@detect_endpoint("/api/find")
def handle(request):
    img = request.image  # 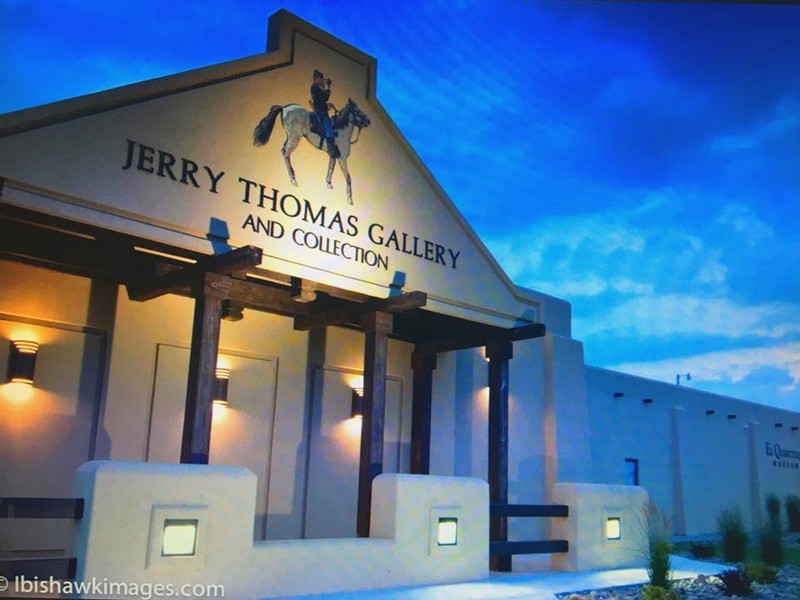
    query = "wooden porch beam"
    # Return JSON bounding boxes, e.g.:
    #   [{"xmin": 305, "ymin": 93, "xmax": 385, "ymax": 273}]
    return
[
  {"xmin": 487, "ymin": 339, "xmax": 513, "ymax": 572},
  {"xmin": 356, "ymin": 311, "xmax": 393, "ymax": 538},
  {"xmin": 127, "ymin": 245, "xmax": 262, "ymax": 301},
  {"xmin": 410, "ymin": 350, "xmax": 437, "ymax": 474},
  {"xmin": 202, "ymin": 245, "xmax": 263, "ymax": 275},
  {"xmin": 415, "ymin": 321, "xmax": 545, "ymax": 355},
  {"xmin": 180, "ymin": 272, "xmax": 230, "ymax": 464},
  {"xmin": 293, "ymin": 290, "xmax": 426, "ymax": 331},
  {"xmin": 228, "ymin": 278, "xmax": 312, "ymax": 317},
  {"xmin": 0, "ymin": 218, "xmax": 120, "ymax": 281},
  {"xmin": 125, "ymin": 265, "xmax": 191, "ymax": 301},
  {"xmin": 0, "ymin": 497, "xmax": 84, "ymax": 519}
]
